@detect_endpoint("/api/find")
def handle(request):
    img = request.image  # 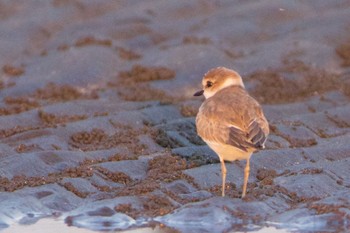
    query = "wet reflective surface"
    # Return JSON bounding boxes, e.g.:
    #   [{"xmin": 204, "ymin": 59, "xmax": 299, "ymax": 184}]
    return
[{"xmin": 1, "ymin": 0, "xmax": 350, "ymax": 232}]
